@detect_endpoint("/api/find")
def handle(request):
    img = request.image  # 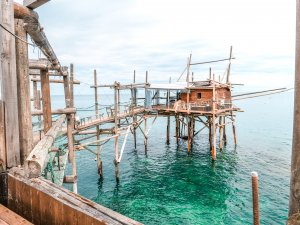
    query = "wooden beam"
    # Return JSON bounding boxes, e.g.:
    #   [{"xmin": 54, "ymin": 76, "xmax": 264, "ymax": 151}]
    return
[
  {"xmin": 31, "ymin": 107, "xmax": 76, "ymax": 116},
  {"xmin": 23, "ymin": 0, "xmax": 50, "ymax": 9},
  {"xmin": 31, "ymin": 77, "xmax": 80, "ymax": 84},
  {"xmin": 26, "ymin": 115, "xmax": 66, "ymax": 178},
  {"xmin": 70, "ymin": 64, "xmax": 74, "ymax": 107},
  {"xmin": 40, "ymin": 69, "xmax": 52, "ymax": 133},
  {"xmin": 0, "ymin": 0, "xmax": 21, "ymax": 167},
  {"xmin": 15, "ymin": 18, "xmax": 33, "ymax": 165},
  {"xmin": 29, "ymin": 69, "xmax": 67, "ymax": 76}
]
